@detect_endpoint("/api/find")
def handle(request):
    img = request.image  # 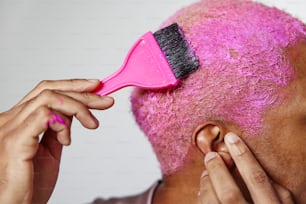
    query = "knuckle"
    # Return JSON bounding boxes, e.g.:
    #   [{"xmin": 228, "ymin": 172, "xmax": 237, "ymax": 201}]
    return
[
  {"xmin": 74, "ymin": 101, "xmax": 87, "ymax": 110},
  {"xmin": 28, "ymin": 106, "xmax": 51, "ymax": 124},
  {"xmin": 67, "ymin": 78, "xmax": 82, "ymax": 88},
  {"xmin": 81, "ymin": 92, "xmax": 92, "ymax": 100},
  {"xmin": 37, "ymin": 80, "xmax": 52, "ymax": 89},
  {"xmin": 73, "ymin": 103, "xmax": 90, "ymax": 117},
  {"xmin": 35, "ymin": 106, "xmax": 51, "ymax": 117},
  {"xmin": 249, "ymin": 169, "xmax": 268, "ymax": 186},
  {"xmin": 38, "ymin": 89, "xmax": 54, "ymax": 100},
  {"xmin": 29, "ymin": 107, "xmax": 53, "ymax": 129}
]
